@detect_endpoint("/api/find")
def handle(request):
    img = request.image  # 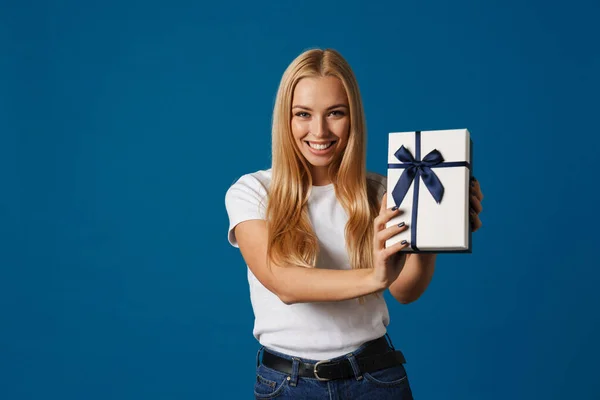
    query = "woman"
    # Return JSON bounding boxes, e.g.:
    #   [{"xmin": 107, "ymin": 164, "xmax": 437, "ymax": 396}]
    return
[{"xmin": 225, "ymin": 48, "xmax": 484, "ymax": 399}]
